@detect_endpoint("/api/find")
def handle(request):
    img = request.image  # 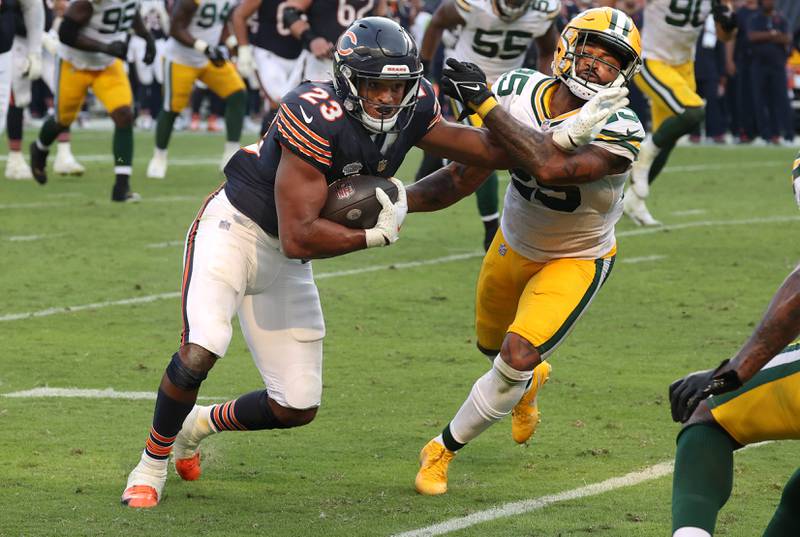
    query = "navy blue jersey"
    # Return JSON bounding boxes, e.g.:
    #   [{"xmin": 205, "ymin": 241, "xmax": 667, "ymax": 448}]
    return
[
  {"xmin": 307, "ymin": 0, "xmax": 378, "ymax": 44},
  {"xmin": 224, "ymin": 78, "xmax": 442, "ymax": 236},
  {"xmin": 0, "ymin": 0, "xmax": 19, "ymax": 53},
  {"xmin": 253, "ymin": 0, "xmax": 301, "ymax": 59}
]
